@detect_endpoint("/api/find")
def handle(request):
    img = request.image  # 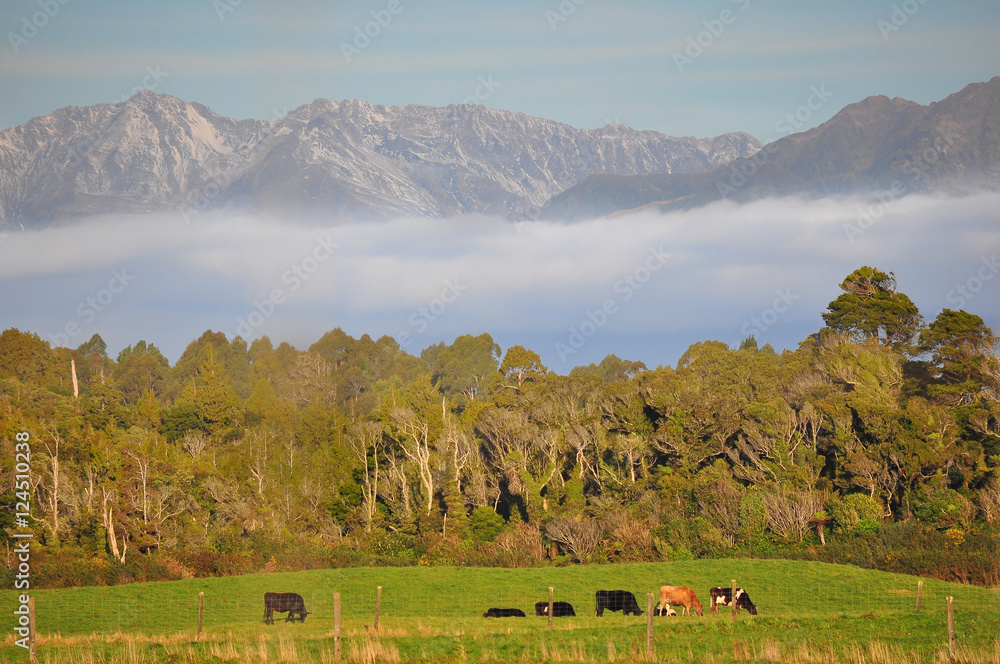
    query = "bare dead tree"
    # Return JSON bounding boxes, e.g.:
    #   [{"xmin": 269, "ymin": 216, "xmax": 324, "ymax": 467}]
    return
[
  {"xmin": 102, "ymin": 487, "xmax": 127, "ymax": 563},
  {"xmin": 182, "ymin": 431, "xmax": 208, "ymax": 459},
  {"xmin": 245, "ymin": 428, "xmax": 271, "ymax": 498},
  {"xmin": 391, "ymin": 408, "xmax": 435, "ymax": 515},
  {"xmin": 347, "ymin": 421, "xmax": 385, "ymax": 532},
  {"xmin": 976, "ymin": 479, "xmax": 1000, "ymax": 525},
  {"xmin": 763, "ymin": 490, "xmax": 824, "ymax": 542},
  {"xmin": 35, "ymin": 422, "xmax": 62, "ymax": 542},
  {"xmin": 545, "ymin": 516, "xmax": 603, "ymax": 563},
  {"xmin": 379, "ymin": 453, "xmax": 413, "ymax": 520},
  {"xmin": 124, "ymin": 448, "xmax": 151, "ymax": 524}
]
